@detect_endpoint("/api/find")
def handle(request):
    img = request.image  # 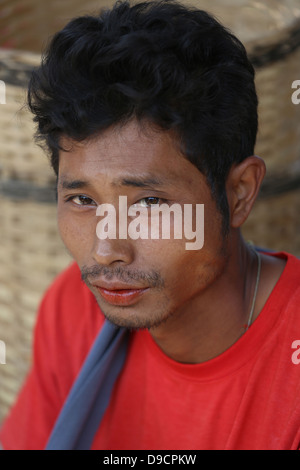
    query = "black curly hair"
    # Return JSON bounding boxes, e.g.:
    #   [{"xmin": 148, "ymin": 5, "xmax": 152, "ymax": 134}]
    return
[{"xmin": 28, "ymin": 0, "xmax": 258, "ymax": 233}]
